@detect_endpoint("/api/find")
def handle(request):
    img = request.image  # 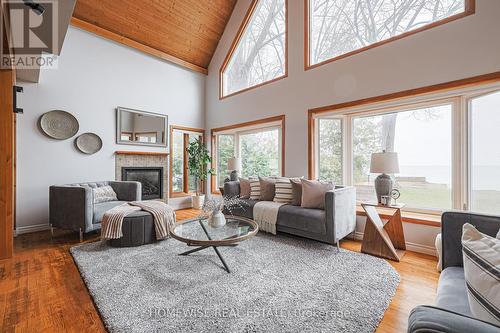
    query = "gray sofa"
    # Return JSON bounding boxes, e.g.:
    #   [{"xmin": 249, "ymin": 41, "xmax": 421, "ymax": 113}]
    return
[
  {"xmin": 408, "ymin": 211, "xmax": 500, "ymax": 333},
  {"xmin": 49, "ymin": 181, "xmax": 142, "ymax": 241},
  {"xmin": 223, "ymin": 181, "xmax": 356, "ymax": 248}
]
